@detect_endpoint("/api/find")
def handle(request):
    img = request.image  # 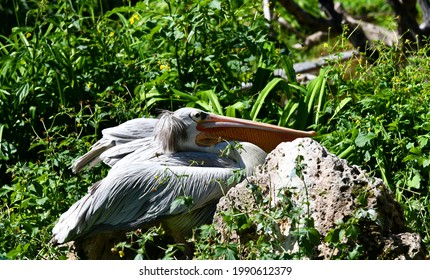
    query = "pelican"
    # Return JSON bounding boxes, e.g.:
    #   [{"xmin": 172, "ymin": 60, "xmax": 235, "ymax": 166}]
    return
[{"xmin": 51, "ymin": 108, "xmax": 316, "ymax": 247}]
